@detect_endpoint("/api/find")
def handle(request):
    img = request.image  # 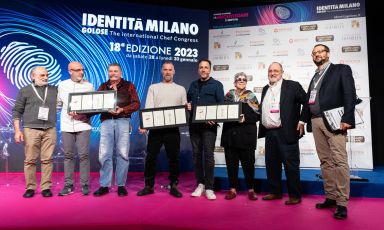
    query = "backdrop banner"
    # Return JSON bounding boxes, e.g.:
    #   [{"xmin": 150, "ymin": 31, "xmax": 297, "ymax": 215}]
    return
[
  {"xmin": 209, "ymin": 0, "xmax": 372, "ymax": 169},
  {"xmin": 0, "ymin": 0, "xmax": 208, "ymax": 172}
]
